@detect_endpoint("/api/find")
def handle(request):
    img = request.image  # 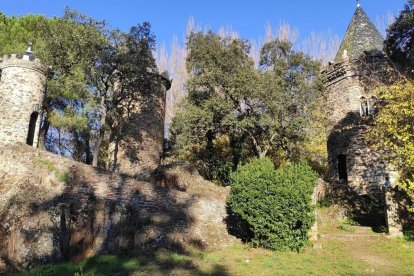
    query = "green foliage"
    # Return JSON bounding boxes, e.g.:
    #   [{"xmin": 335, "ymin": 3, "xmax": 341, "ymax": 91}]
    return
[
  {"xmin": 0, "ymin": 9, "xmax": 105, "ymax": 163},
  {"xmin": 228, "ymin": 157, "xmax": 317, "ymax": 251},
  {"xmin": 36, "ymin": 158, "xmax": 69, "ymax": 183},
  {"xmin": 0, "ymin": 11, "xmax": 159, "ymax": 166},
  {"xmin": 36, "ymin": 159, "xmax": 57, "ymax": 173},
  {"xmin": 317, "ymin": 194, "xmax": 334, "ymax": 208},
  {"xmin": 40, "ymin": 9, "xmax": 106, "ymax": 163},
  {"xmin": 170, "ymin": 31, "xmax": 323, "ymax": 184},
  {"xmin": 18, "ymin": 239, "xmax": 414, "ymax": 275},
  {"xmin": 0, "ymin": 12, "xmax": 49, "ymax": 56},
  {"xmin": 403, "ymin": 223, "xmax": 414, "ymax": 241},
  {"xmin": 170, "ymin": 32, "xmax": 256, "ymax": 183},
  {"xmin": 368, "ymin": 82, "xmax": 414, "ymax": 210},
  {"xmin": 253, "ymin": 39, "xmax": 324, "ymax": 160},
  {"xmin": 385, "ymin": 0, "xmax": 414, "ymax": 73},
  {"xmin": 338, "ymin": 218, "xmax": 358, "ymax": 233},
  {"xmin": 88, "ymin": 21, "xmax": 160, "ymax": 167},
  {"xmin": 17, "ymin": 255, "xmax": 139, "ymax": 276}
]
